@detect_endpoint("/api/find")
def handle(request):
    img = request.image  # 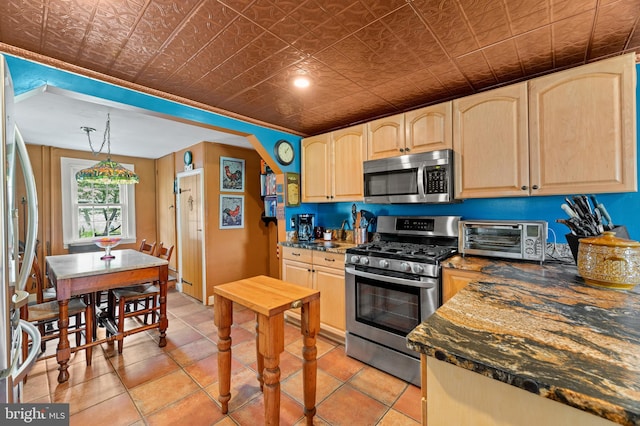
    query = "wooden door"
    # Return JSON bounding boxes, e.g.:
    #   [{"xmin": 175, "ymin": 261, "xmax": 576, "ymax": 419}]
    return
[
  {"xmin": 177, "ymin": 171, "xmax": 203, "ymax": 301},
  {"xmin": 332, "ymin": 124, "xmax": 366, "ymax": 202},
  {"xmin": 453, "ymin": 82, "xmax": 529, "ymax": 199},
  {"xmin": 528, "ymin": 53, "xmax": 637, "ymax": 196},
  {"xmin": 405, "ymin": 101, "xmax": 452, "ymax": 153},
  {"xmin": 367, "ymin": 113, "xmax": 405, "ymax": 159},
  {"xmin": 156, "ymin": 154, "xmax": 176, "ymax": 271},
  {"xmin": 301, "ymin": 134, "xmax": 331, "ymax": 202}
]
